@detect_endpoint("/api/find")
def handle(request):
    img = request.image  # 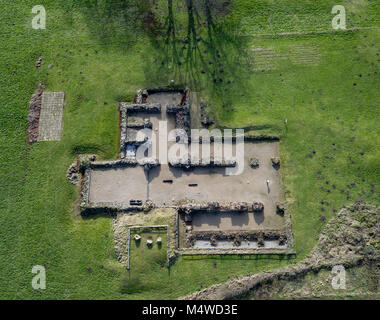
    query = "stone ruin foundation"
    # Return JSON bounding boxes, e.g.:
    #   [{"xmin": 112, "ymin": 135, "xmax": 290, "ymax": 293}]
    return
[
  {"xmin": 75, "ymin": 88, "xmax": 294, "ymax": 256},
  {"xmin": 177, "ymin": 201, "xmax": 293, "ymax": 253}
]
